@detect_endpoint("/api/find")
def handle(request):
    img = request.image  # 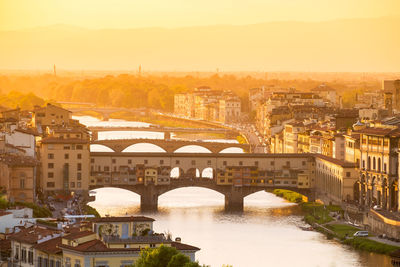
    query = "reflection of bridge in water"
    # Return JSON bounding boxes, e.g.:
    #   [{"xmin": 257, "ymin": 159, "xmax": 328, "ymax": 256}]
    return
[{"xmin": 89, "ymin": 152, "xmax": 316, "ymax": 211}]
